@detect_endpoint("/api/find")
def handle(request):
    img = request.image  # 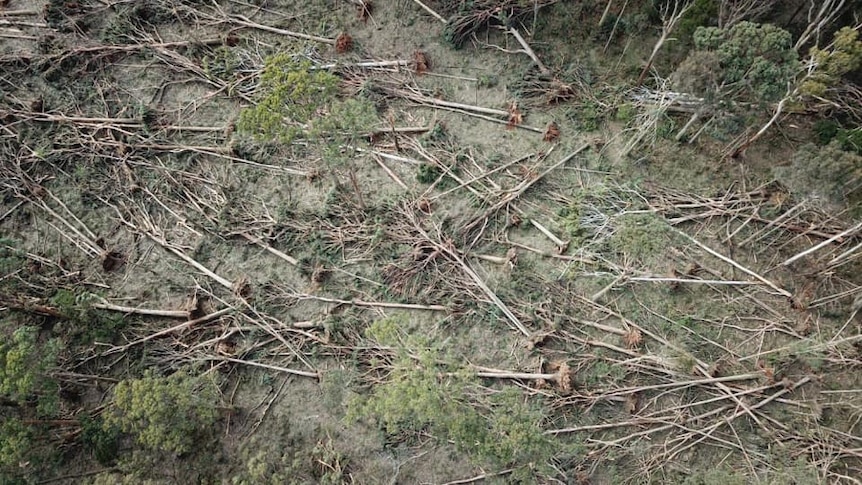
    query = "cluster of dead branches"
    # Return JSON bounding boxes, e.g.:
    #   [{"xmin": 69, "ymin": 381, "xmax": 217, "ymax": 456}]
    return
[{"xmin": 430, "ymin": 0, "xmax": 558, "ymax": 48}]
